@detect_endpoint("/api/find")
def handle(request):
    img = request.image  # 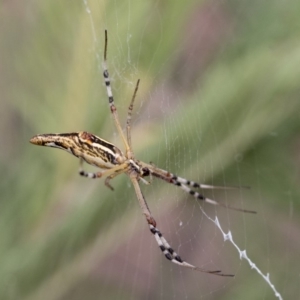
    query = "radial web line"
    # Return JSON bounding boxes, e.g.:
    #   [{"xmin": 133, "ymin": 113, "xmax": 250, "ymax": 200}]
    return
[{"xmin": 83, "ymin": 0, "xmax": 102, "ymax": 73}]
